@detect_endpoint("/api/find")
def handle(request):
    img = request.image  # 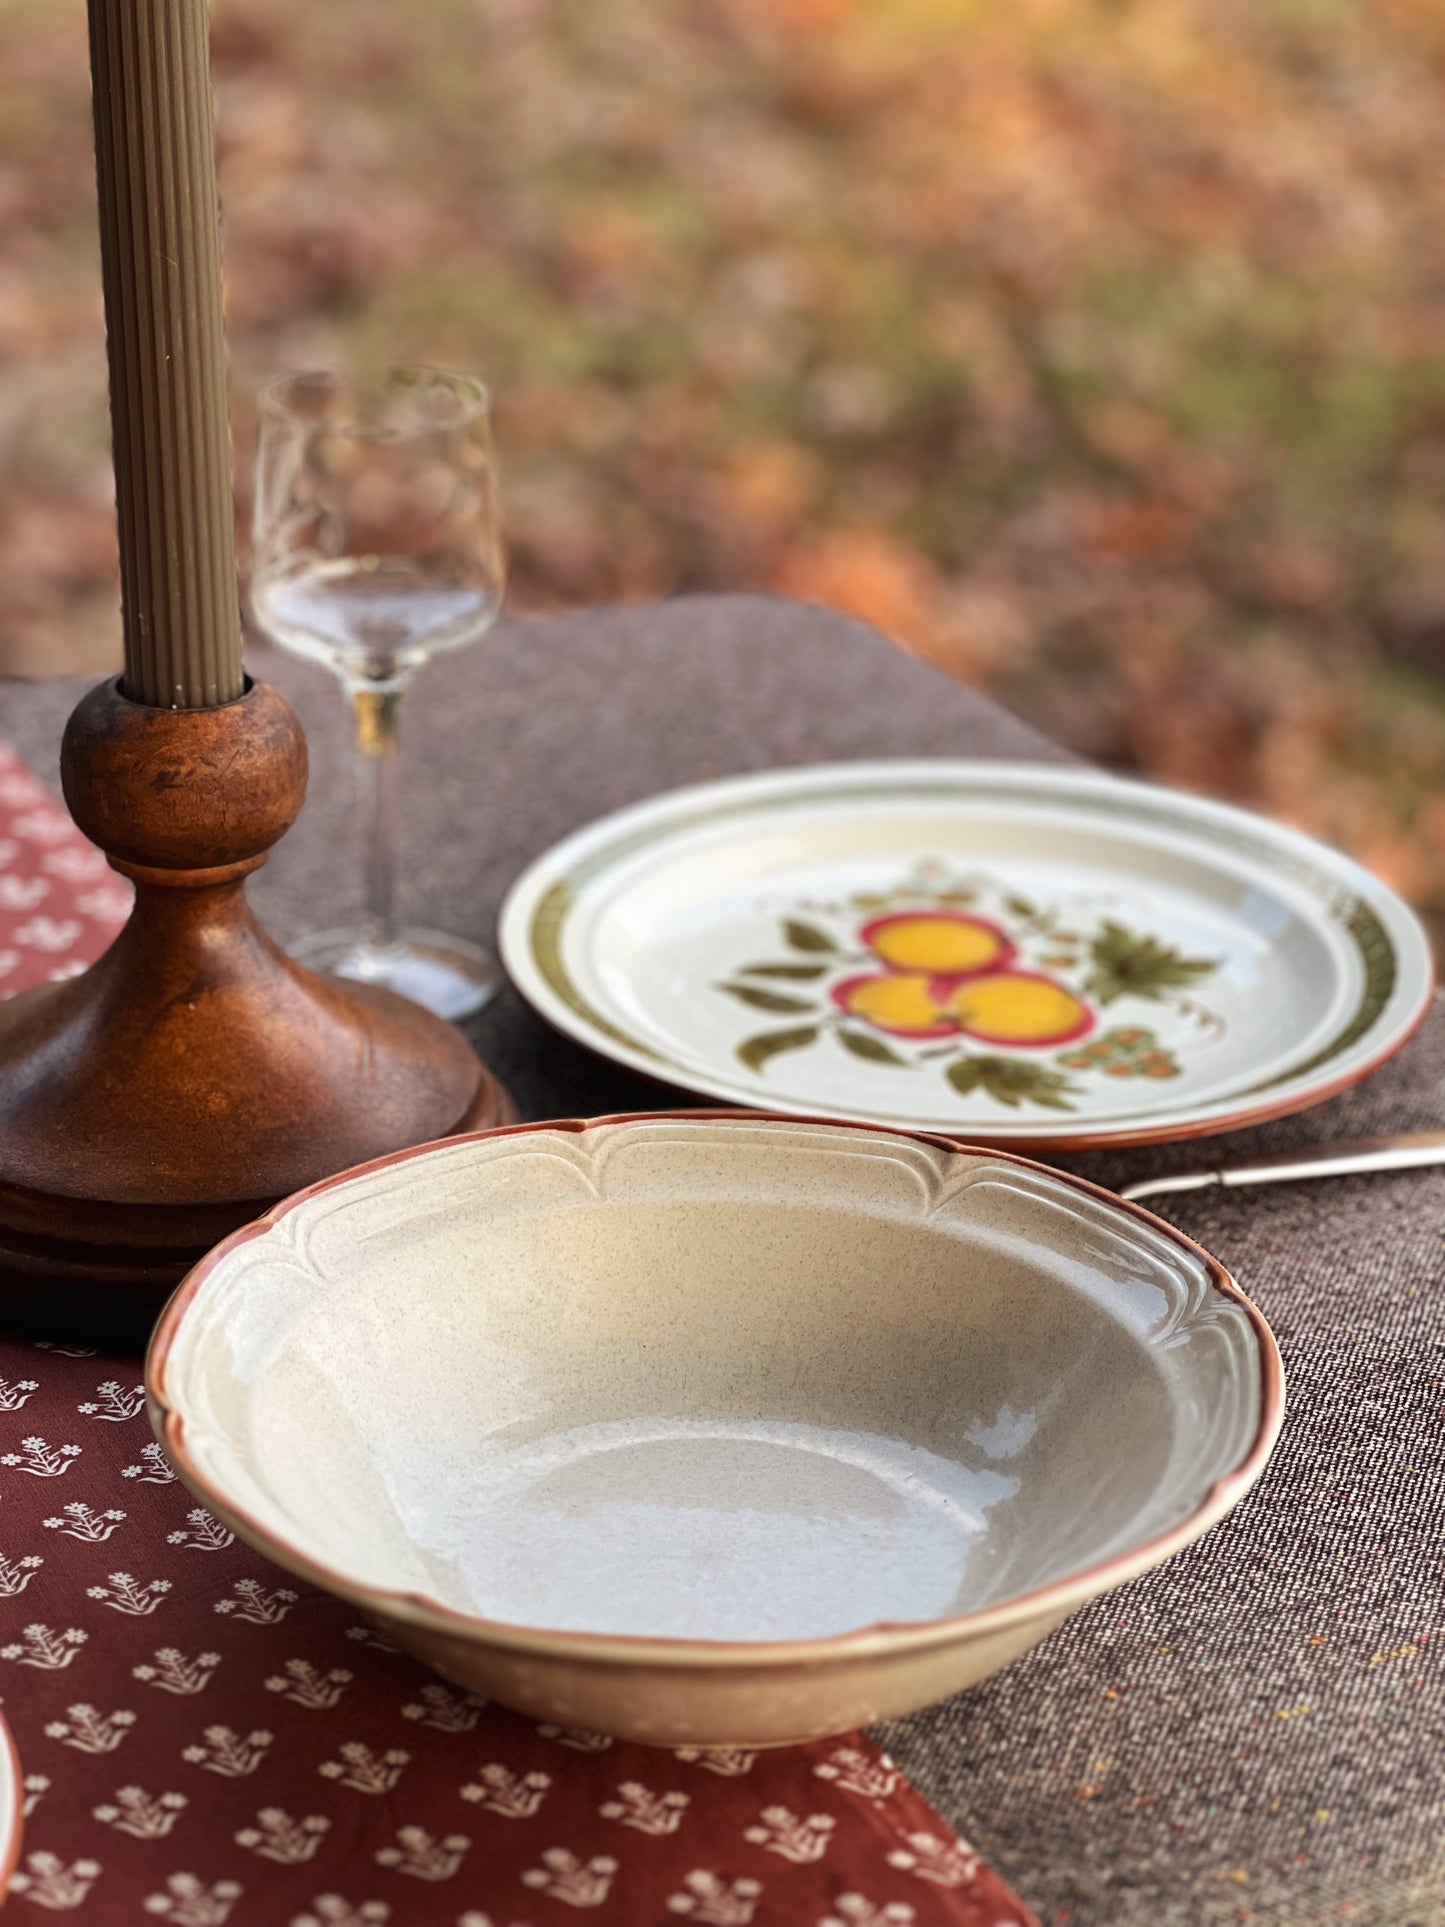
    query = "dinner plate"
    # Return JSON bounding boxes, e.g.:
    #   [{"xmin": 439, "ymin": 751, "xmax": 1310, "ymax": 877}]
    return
[{"xmin": 499, "ymin": 761, "xmax": 1435, "ymax": 1148}]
